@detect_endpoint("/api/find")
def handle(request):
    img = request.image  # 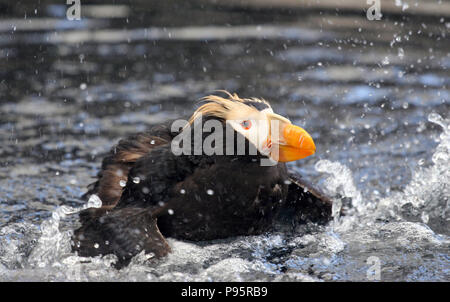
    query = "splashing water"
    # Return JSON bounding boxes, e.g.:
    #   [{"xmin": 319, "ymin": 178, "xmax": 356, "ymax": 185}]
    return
[
  {"xmin": 315, "ymin": 113, "xmax": 449, "ymax": 235},
  {"xmin": 376, "ymin": 113, "xmax": 449, "ymax": 234},
  {"xmin": 314, "ymin": 159, "xmax": 367, "ymax": 230},
  {"xmin": 314, "ymin": 160, "xmax": 363, "ymax": 208},
  {"xmin": 2, "ymin": 114, "xmax": 449, "ymax": 281},
  {"xmin": 304, "ymin": 113, "xmax": 449, "ymax": 281},
  {"xmin": 25, "ymin": 195, "xmax": 104, "ymax": 272},
  {"xmin": 1, "ymin": 118, "xmax": 449, "ymax": 281}
]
